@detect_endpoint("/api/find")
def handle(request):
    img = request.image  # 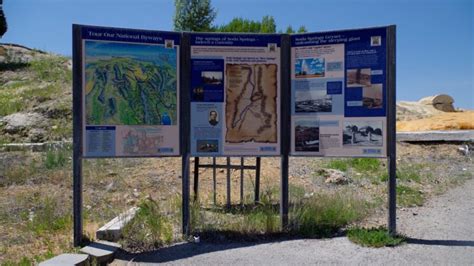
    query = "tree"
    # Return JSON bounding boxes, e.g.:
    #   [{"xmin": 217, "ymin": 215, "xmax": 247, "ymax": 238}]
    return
[
  {"xmin": 173, "ymin": 0, "xmax": 216, "ymax": 32},
  {"xmin": 283, "ymin": 25, "xmax": 308, "ymax": 34},
  {"xmin": 216, "ymin": 16, "xmax": 277, "ymax": 33},
  {"xmin": 0, "ymin": 0, "xmax": 7, "ymax": 37}
]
